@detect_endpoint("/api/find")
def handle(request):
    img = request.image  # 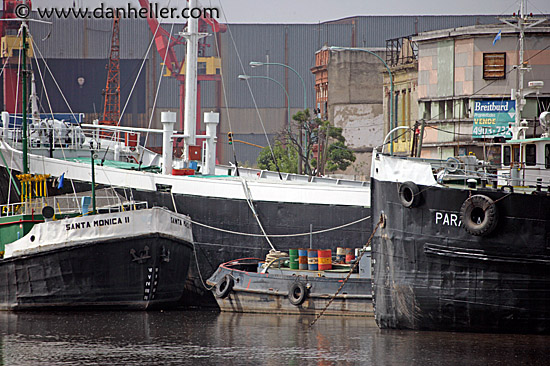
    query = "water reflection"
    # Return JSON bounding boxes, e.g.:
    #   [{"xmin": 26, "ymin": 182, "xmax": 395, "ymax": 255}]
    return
[{"xmin": 0, "ymin": 311, "xmax": 547, "ymax": 365}]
